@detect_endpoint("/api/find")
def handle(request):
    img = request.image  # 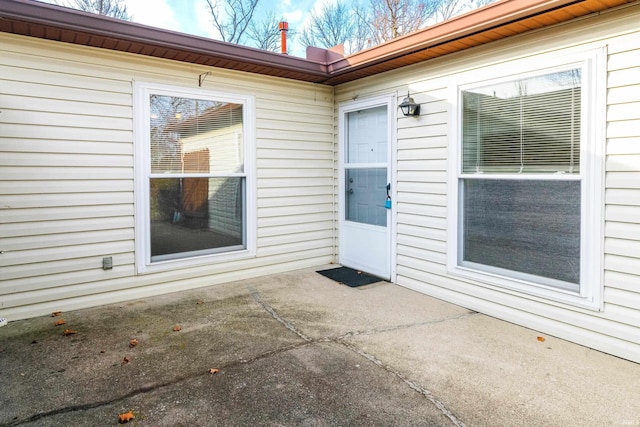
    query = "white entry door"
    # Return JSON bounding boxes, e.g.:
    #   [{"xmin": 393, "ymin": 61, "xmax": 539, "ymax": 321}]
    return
[{"xmin": 339, "ymin": 97, "xmax": 393, "ymax": 280}]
